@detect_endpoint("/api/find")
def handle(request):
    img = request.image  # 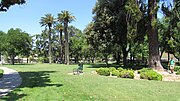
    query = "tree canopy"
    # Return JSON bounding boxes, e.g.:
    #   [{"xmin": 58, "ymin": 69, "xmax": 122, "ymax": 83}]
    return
[{"xmin": 0, "ymin": 0, "xmax": 25, "ymax": 11}]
